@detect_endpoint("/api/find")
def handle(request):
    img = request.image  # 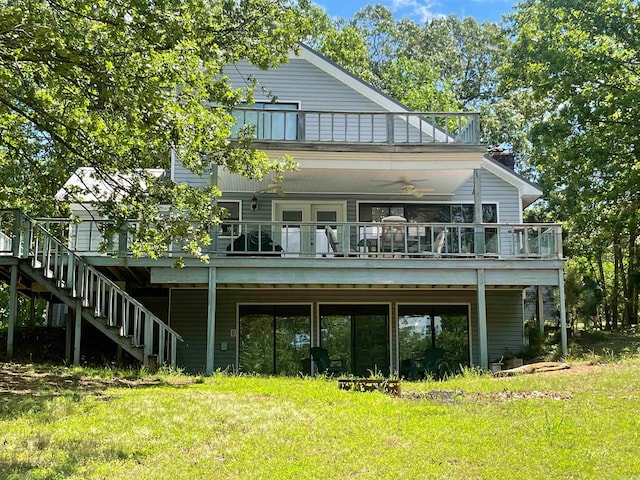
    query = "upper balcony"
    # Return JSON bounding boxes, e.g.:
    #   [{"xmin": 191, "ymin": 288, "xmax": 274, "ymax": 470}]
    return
[
  {"xmin": 230, "ymin": 108, "xmax": 482, "ymax": 152},
  {"xmin": 0, "ymin": 216, "xmax": 562, "ymax": 262}
]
